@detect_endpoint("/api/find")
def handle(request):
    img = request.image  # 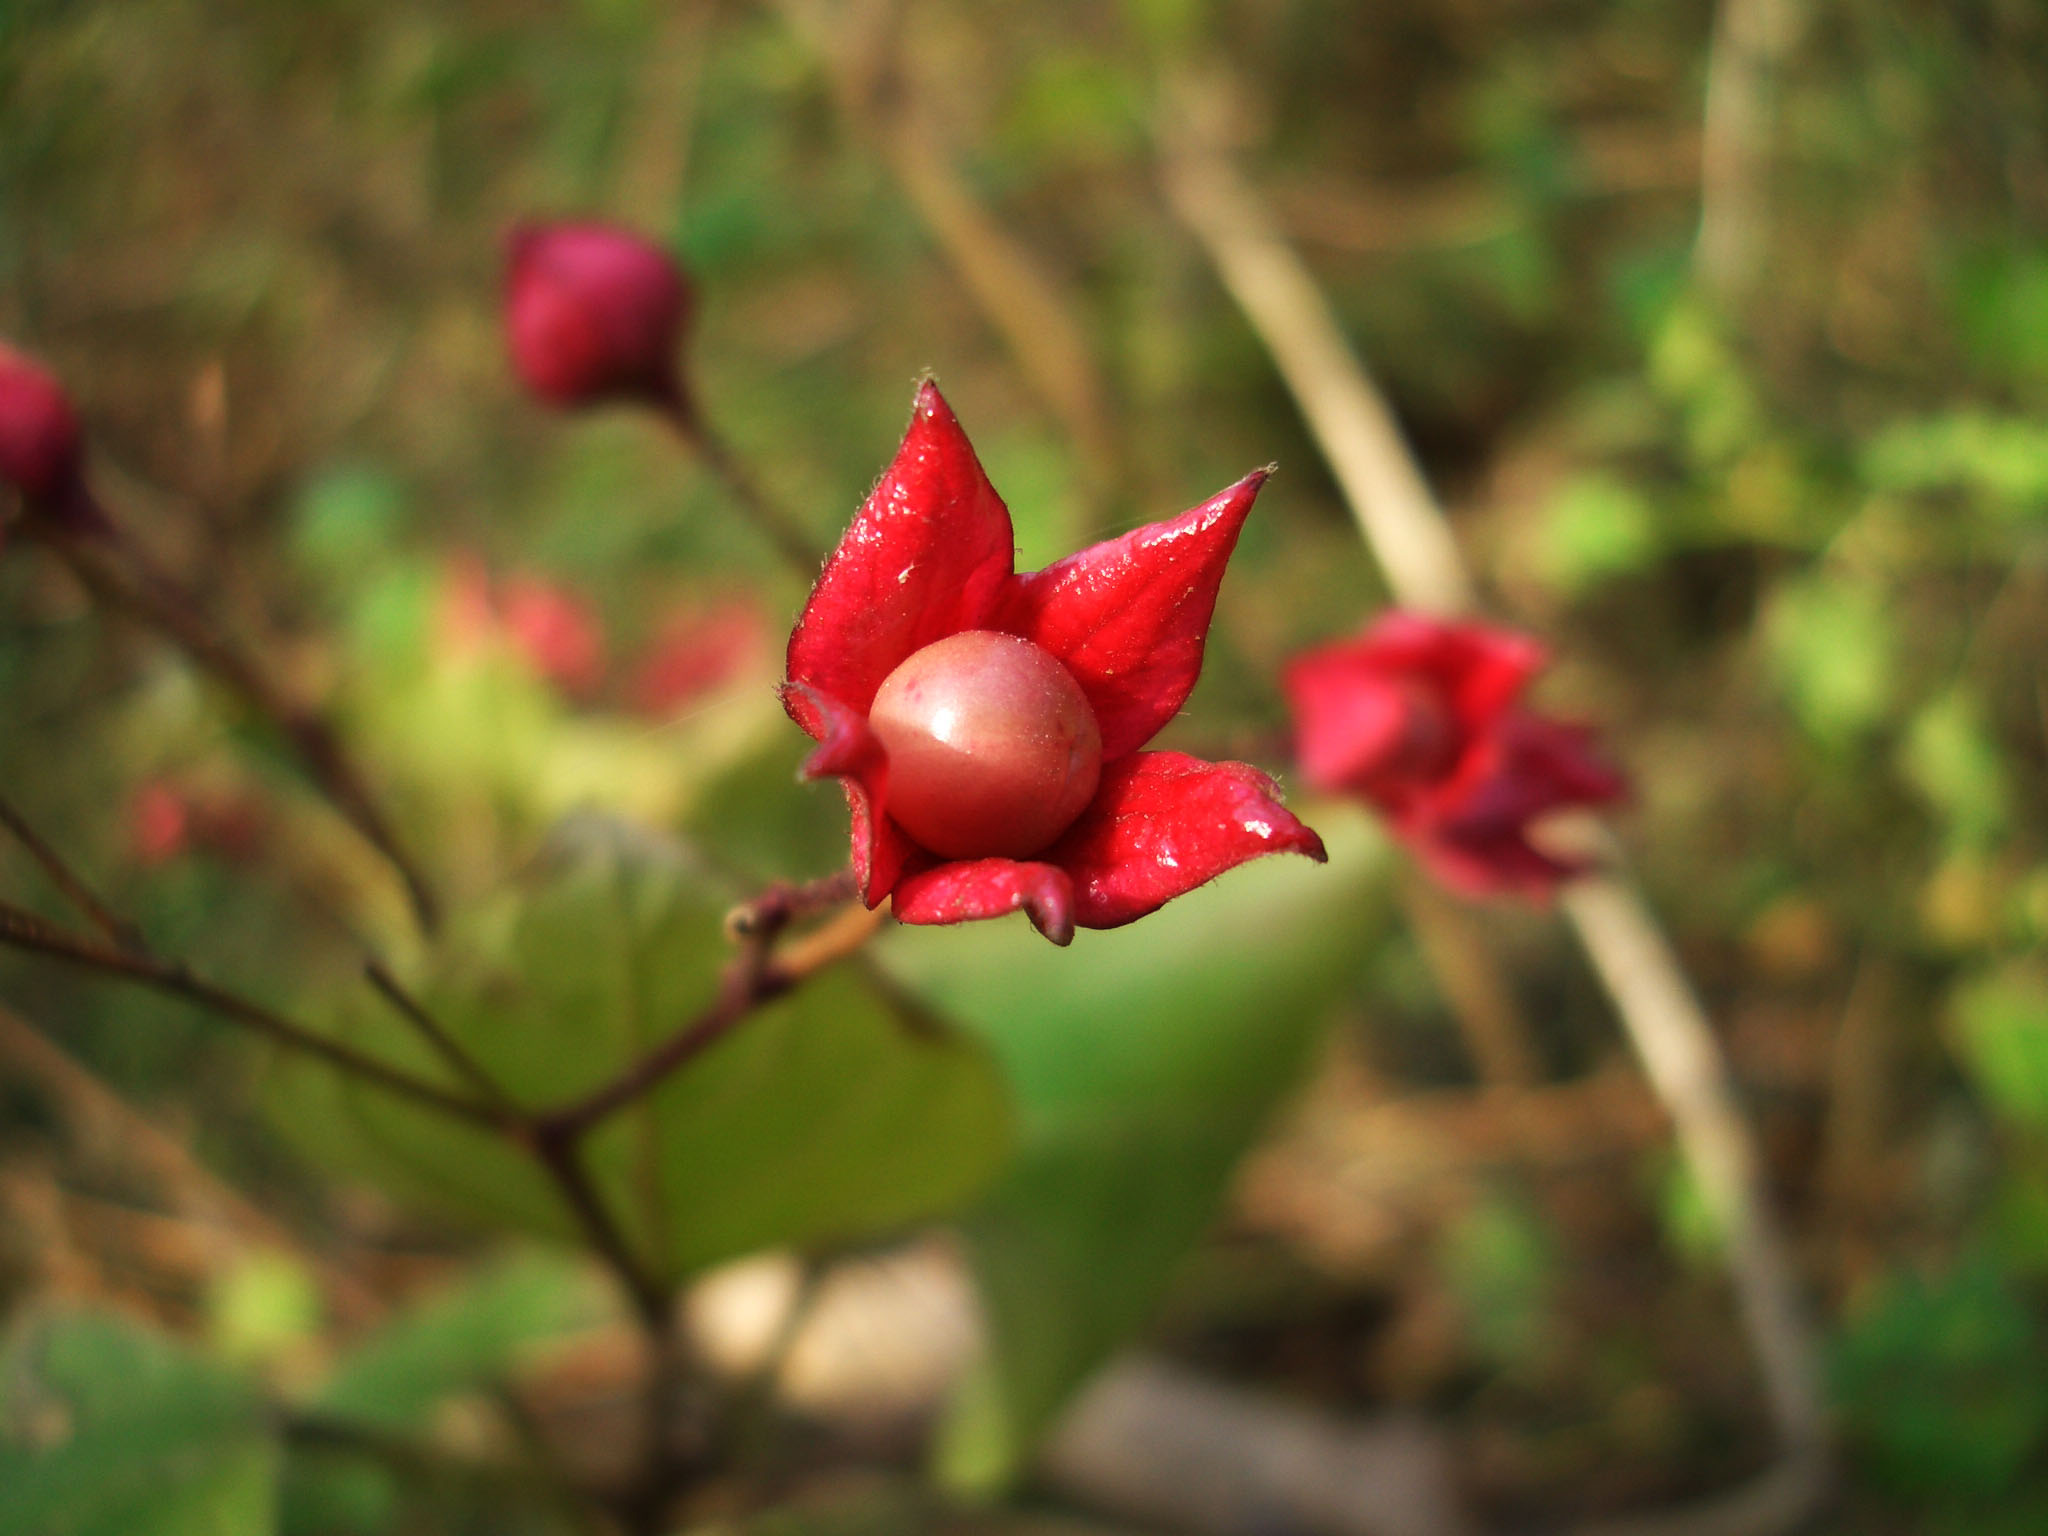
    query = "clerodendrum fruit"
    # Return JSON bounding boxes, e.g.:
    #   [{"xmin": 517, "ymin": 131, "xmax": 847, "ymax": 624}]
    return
[{"xmin": 867, "ymin": 629, "xmax": 1102, "ymax": 859}]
